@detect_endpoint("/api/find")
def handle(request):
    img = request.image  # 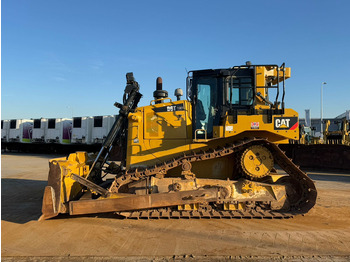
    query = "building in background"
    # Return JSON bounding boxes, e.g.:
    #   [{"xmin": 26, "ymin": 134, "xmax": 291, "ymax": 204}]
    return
[{"xmin": 300, "ymin": 110, "xmax": 350, "ymax": 137}]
